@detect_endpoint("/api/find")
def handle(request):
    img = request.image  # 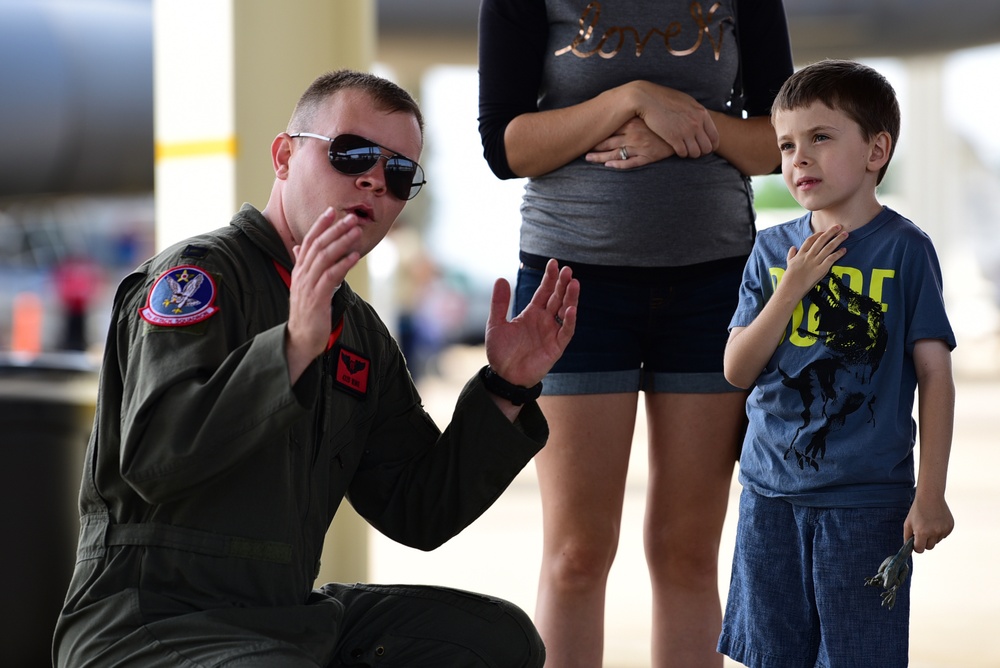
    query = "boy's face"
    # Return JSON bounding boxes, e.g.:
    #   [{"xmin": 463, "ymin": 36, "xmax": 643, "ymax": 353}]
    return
[{"xmin": 773, "ymin": 102, "xmax": 887, "ymax": 220}]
